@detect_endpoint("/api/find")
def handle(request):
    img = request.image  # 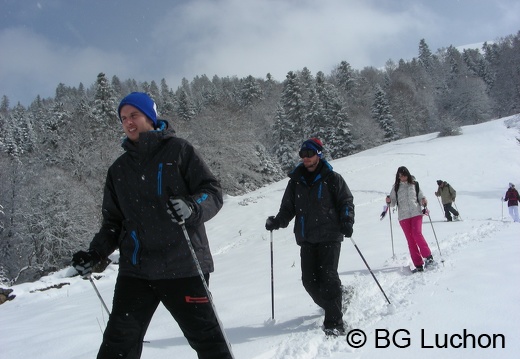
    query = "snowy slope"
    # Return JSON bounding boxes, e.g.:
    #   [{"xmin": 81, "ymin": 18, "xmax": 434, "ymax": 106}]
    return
[{"xmin": 1, "ymin": 116, "xmax": 519, "ymax": 359}]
